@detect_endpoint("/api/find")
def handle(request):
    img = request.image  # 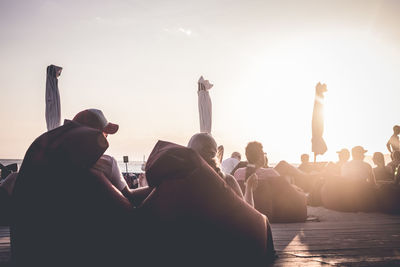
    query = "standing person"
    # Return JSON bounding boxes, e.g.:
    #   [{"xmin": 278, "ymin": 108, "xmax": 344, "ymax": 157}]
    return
[
  {"xmin": 221, "ymin": 152, "xmax": 241, "ymax": 175},
  {"xmin": 72, "ymin": 109, "xmax": 138, "ymax": 200},
  {"xmin": 386, "ymin": 125, "xmax": 400, "ymax": 155},
  {"xmin": 341, "ymin": 146, "xmax": 377, "ymax": 185}
]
